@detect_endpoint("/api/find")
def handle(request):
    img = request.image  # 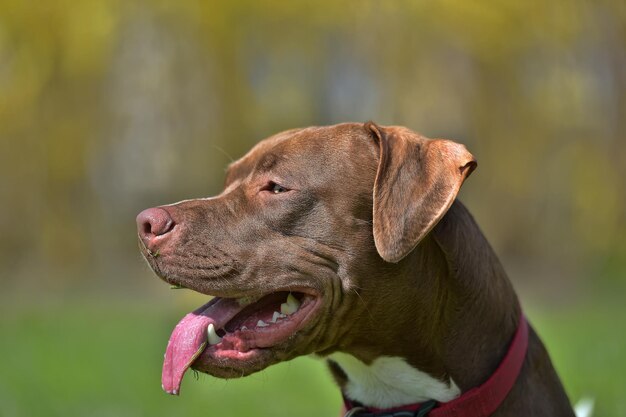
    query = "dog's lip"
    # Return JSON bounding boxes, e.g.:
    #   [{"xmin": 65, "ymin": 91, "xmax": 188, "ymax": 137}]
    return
[
  {"xmin": 205, "ymin": 290, "xmax": 321, "ymax": 350},
  {"xmin": 139, "ymin": 245, "xmax": 303, "ymax": 301},
  {"xmin": 190, "ymin": 290, "xmax": 323, "ymax": 375},
  {"xmin": 161, "ymin": 286, "xmax": 322, "ymax": 395}
]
